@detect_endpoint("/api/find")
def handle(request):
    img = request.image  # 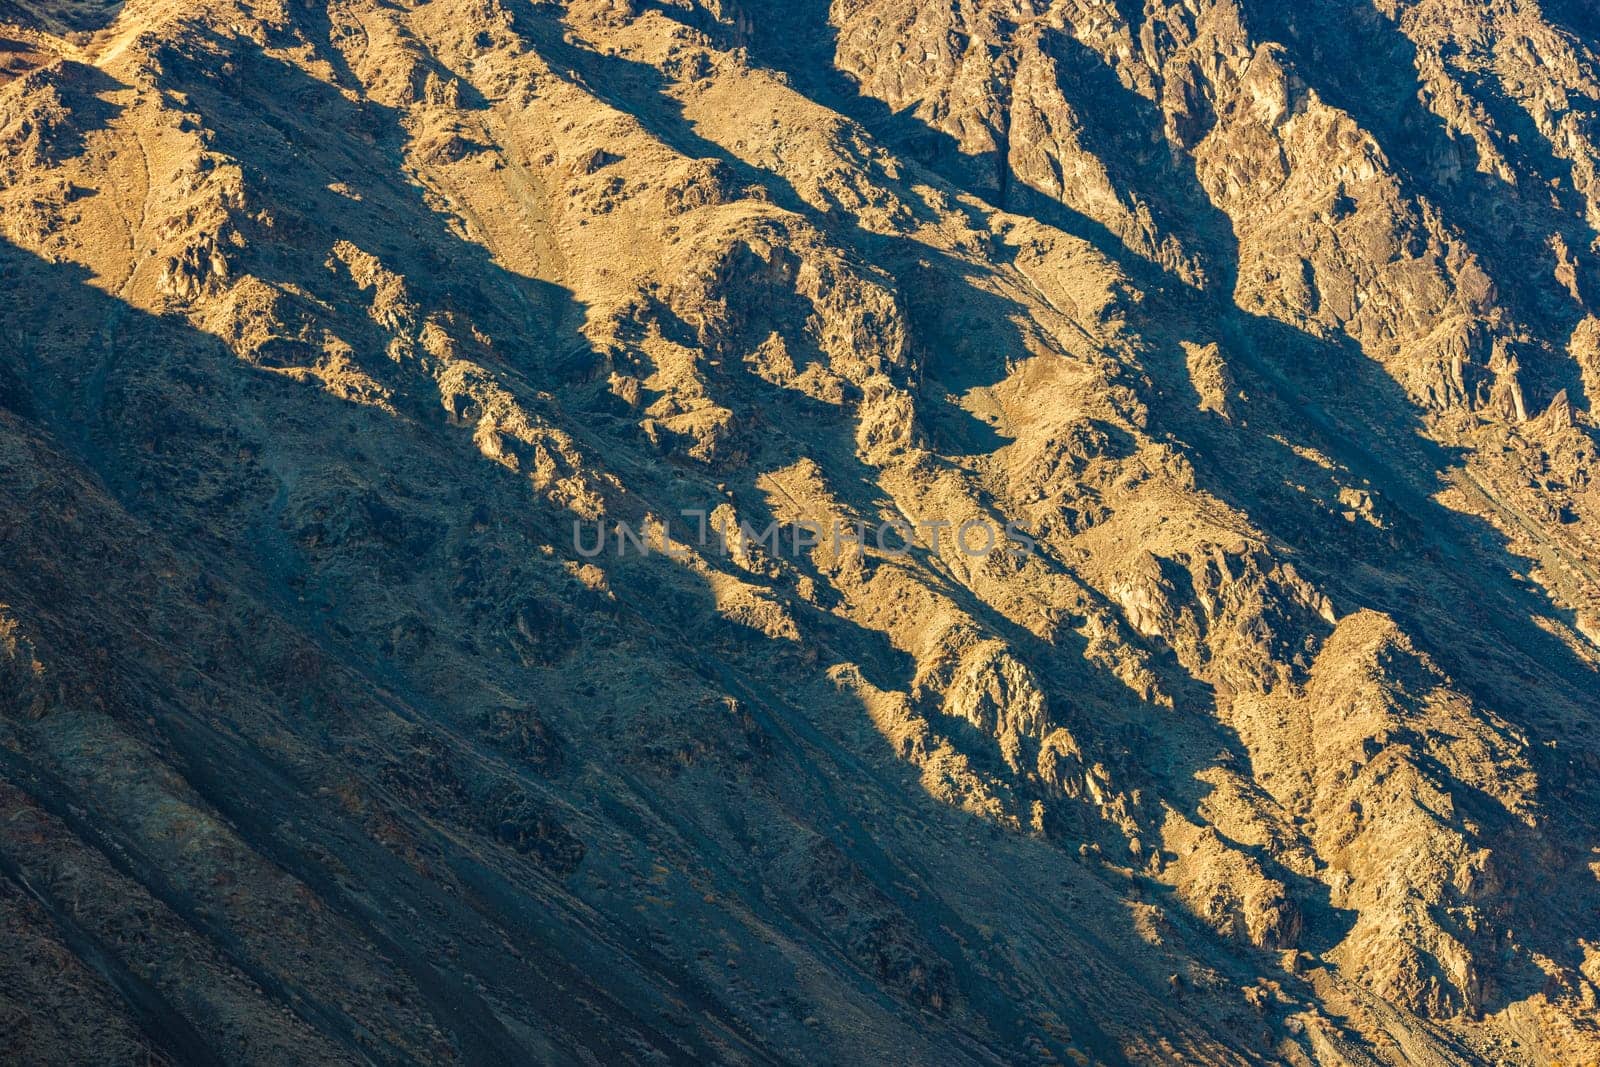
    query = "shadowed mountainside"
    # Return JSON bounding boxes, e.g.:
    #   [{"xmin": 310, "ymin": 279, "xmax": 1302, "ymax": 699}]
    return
[{"xmin": 1, "ymin": 0, "xmax": 1599, "ymax": 1063}]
